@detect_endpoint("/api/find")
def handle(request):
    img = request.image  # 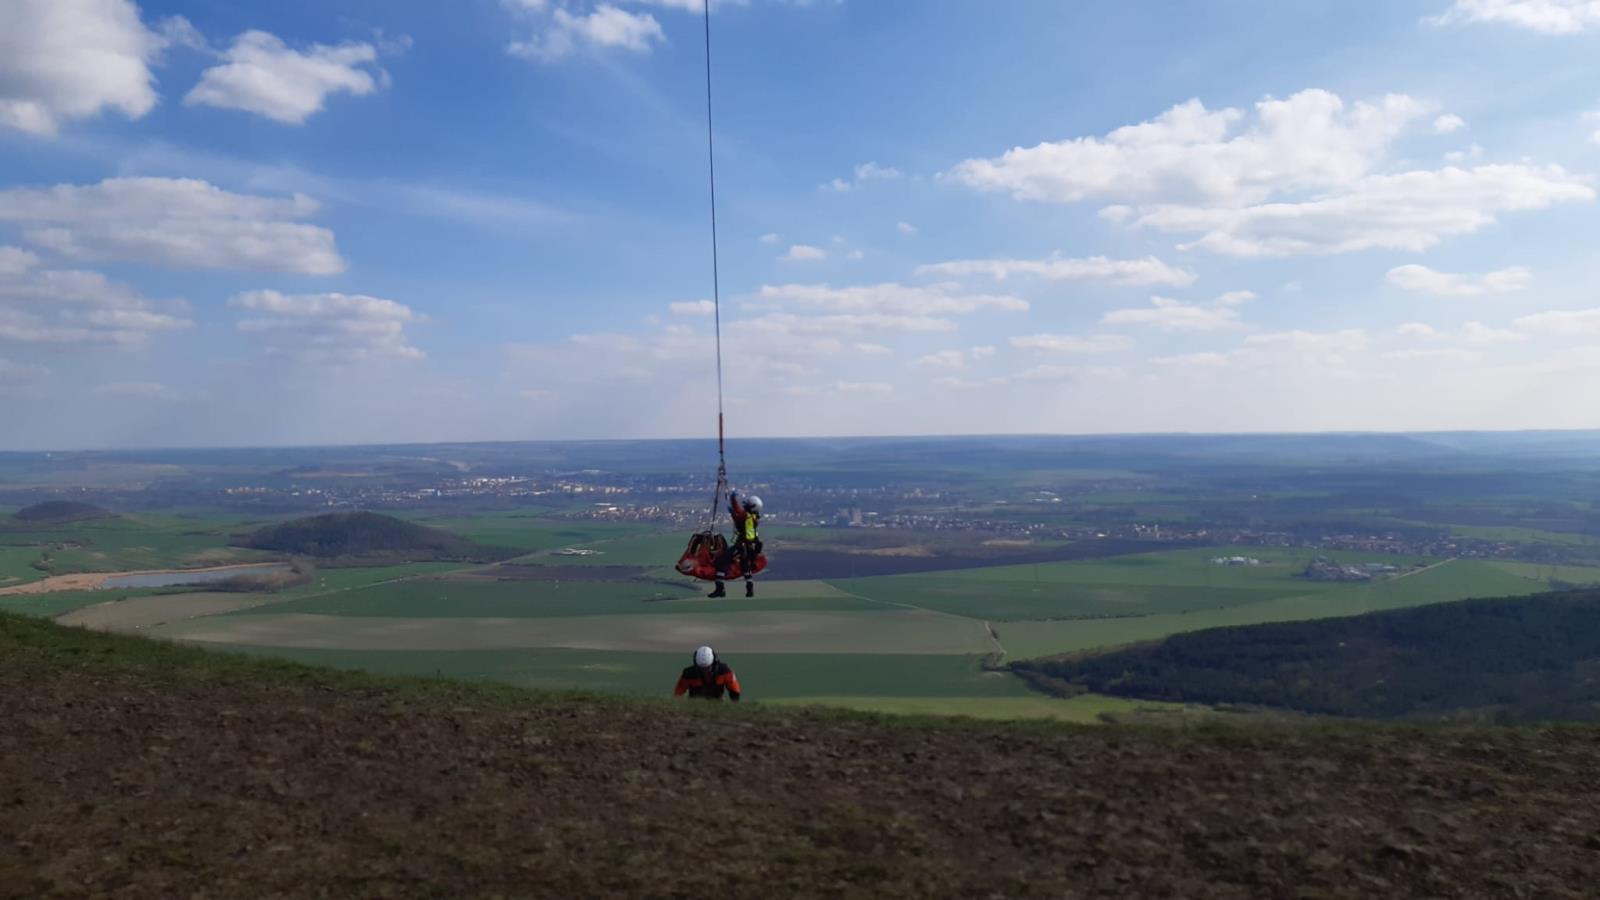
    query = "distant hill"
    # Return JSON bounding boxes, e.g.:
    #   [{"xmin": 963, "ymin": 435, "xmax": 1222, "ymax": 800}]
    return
[
  {"xmin": 1014, "ymin": 589, "xmax": 1600, "ymax": 723},
  {"xmin": 12, "ymin": 501, "xmax": 117, "ymax": 524},
  {"xmin": 234, "ymin": 512, "xmax": 506, "ymax": 562}
]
